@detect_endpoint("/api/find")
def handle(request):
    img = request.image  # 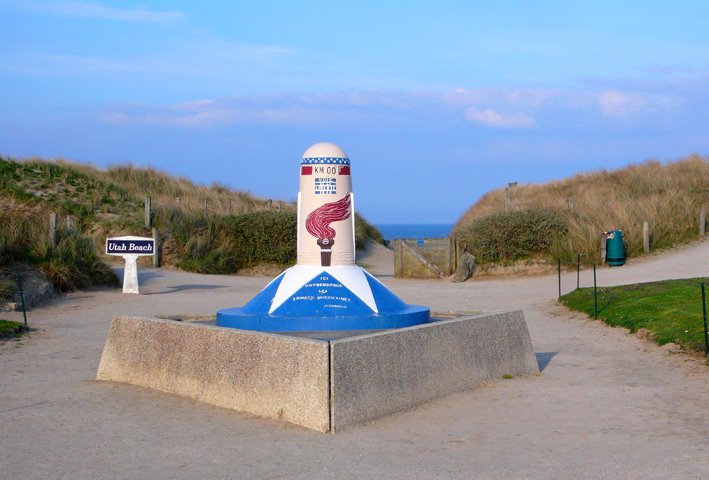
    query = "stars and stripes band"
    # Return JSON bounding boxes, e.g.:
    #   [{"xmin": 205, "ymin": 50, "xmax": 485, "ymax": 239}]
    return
[{"xmin": 301, "ymin": 157, "xmax": 350, "ymax": 165}]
